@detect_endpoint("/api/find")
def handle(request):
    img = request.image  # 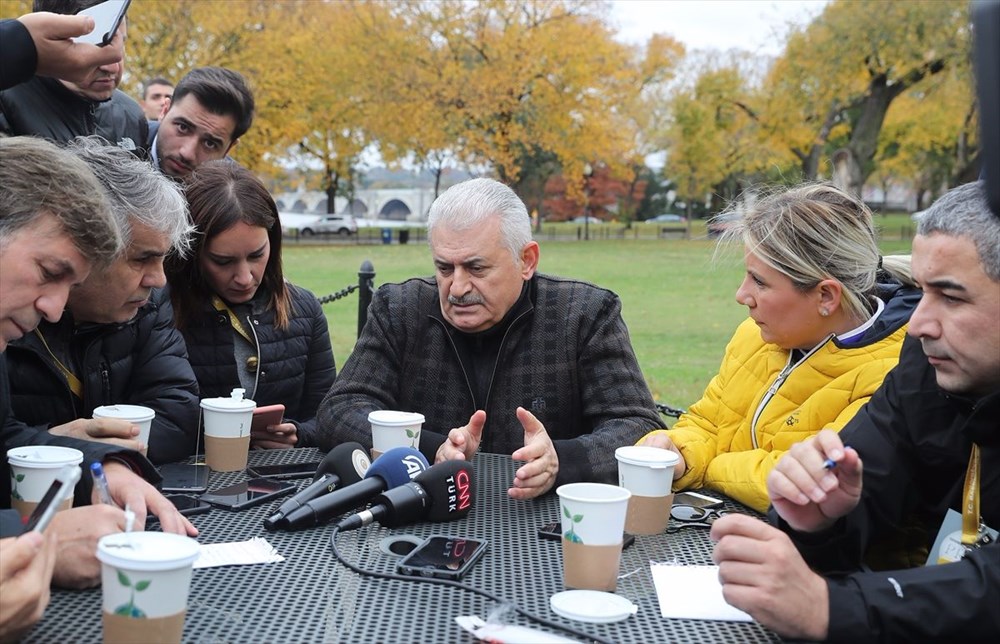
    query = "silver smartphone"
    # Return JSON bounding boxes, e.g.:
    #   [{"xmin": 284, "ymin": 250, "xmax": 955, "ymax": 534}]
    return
[
  {"xmin": 23, "ymin": 464, "xmax": 81, "ymax": 532},
  {"xmin": 73, "ymin": 0, "xmax": 132, "ymax": 47},
  {"xmin": 674, "ymin": 491, "xmax": 725, "ymax": 509}
]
